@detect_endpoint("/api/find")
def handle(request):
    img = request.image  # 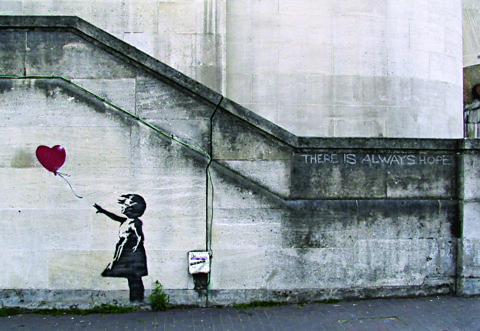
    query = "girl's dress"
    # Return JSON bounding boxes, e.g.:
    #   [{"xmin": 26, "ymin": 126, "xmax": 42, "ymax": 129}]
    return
[{"xmin": 102, "ymin": 218, "xmax": 148, "ymax": 278}]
